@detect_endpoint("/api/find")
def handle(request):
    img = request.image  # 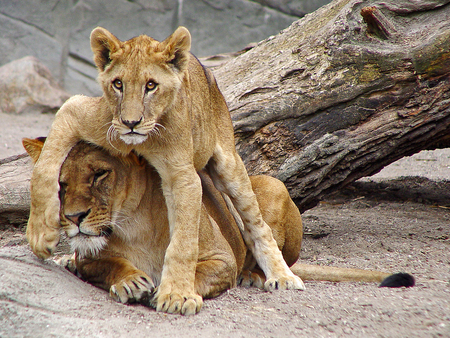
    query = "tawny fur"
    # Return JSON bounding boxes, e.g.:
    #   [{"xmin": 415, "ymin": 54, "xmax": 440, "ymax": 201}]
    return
[
  {"xmin": 26, "ymin": 27, "xmax": 304, "ymax": 315},
  {"xmin": 24, "ymin": 139, "xmax": 395, "ymax": 311}
]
